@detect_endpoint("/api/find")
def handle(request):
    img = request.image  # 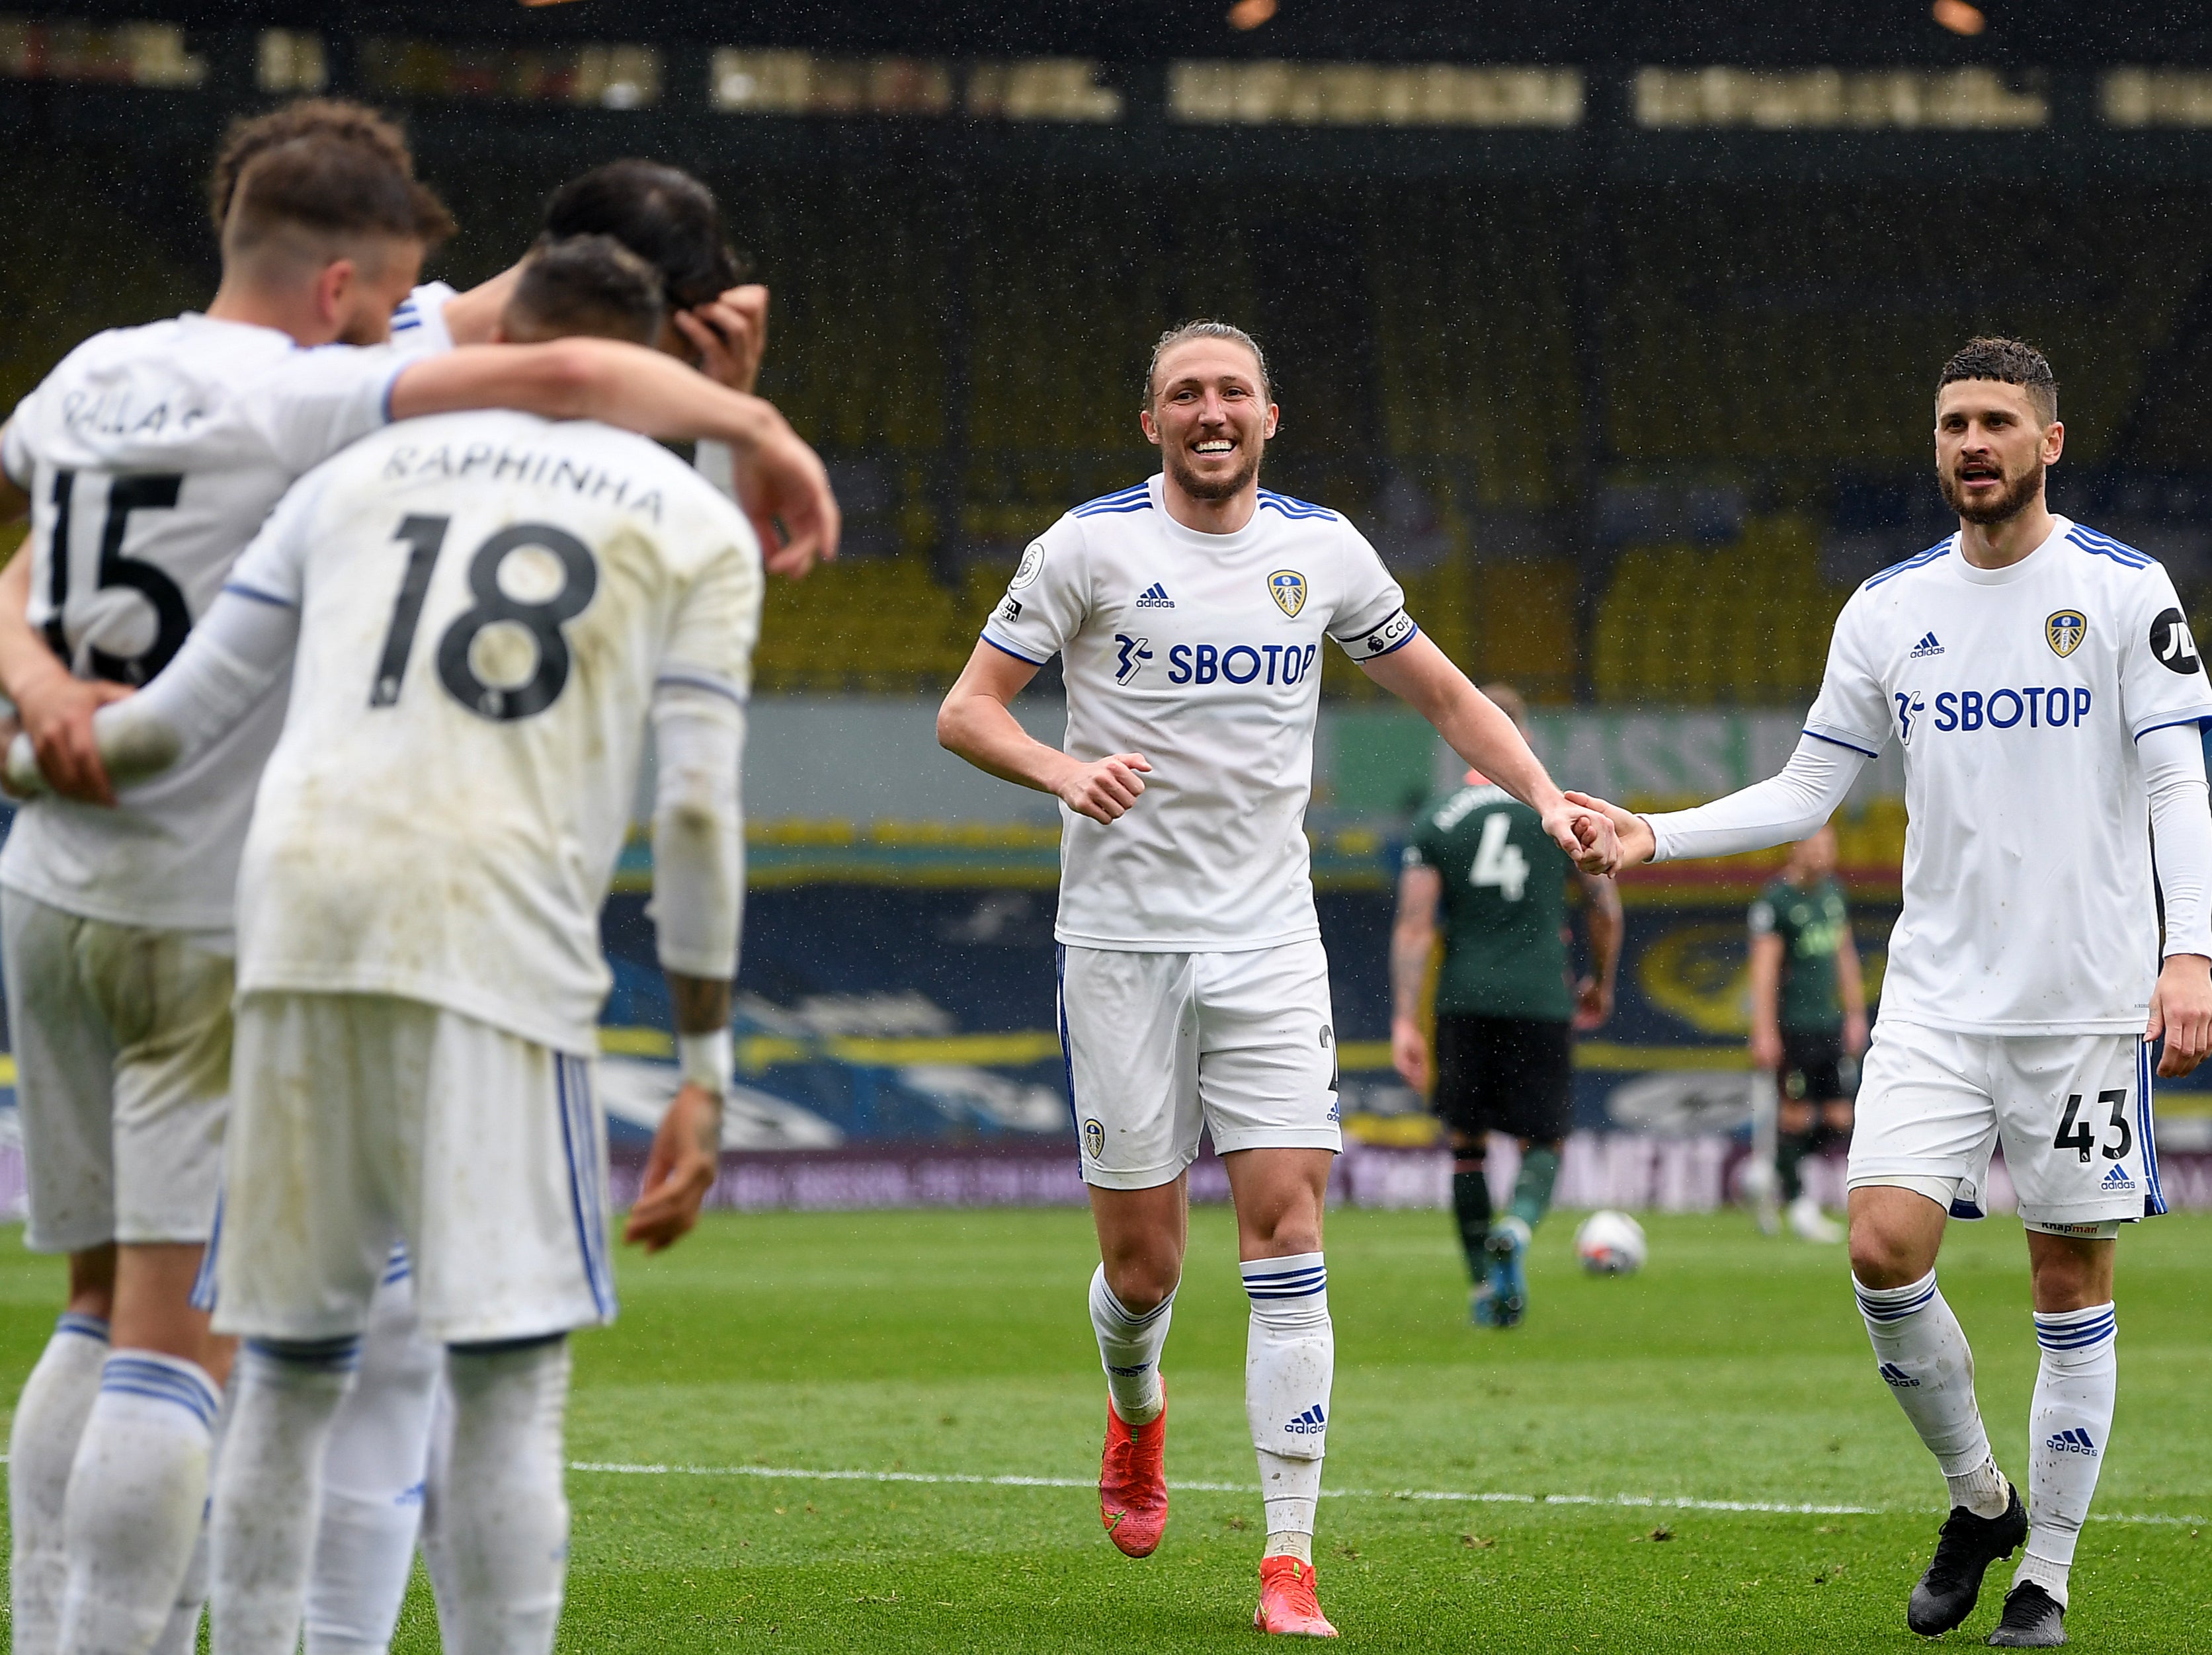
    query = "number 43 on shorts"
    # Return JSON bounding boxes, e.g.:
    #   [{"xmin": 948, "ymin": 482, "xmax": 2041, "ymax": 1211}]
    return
[{"xmin": 2053, "ymin": 1090, "xmax": 2133, "ymax": 1164}]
